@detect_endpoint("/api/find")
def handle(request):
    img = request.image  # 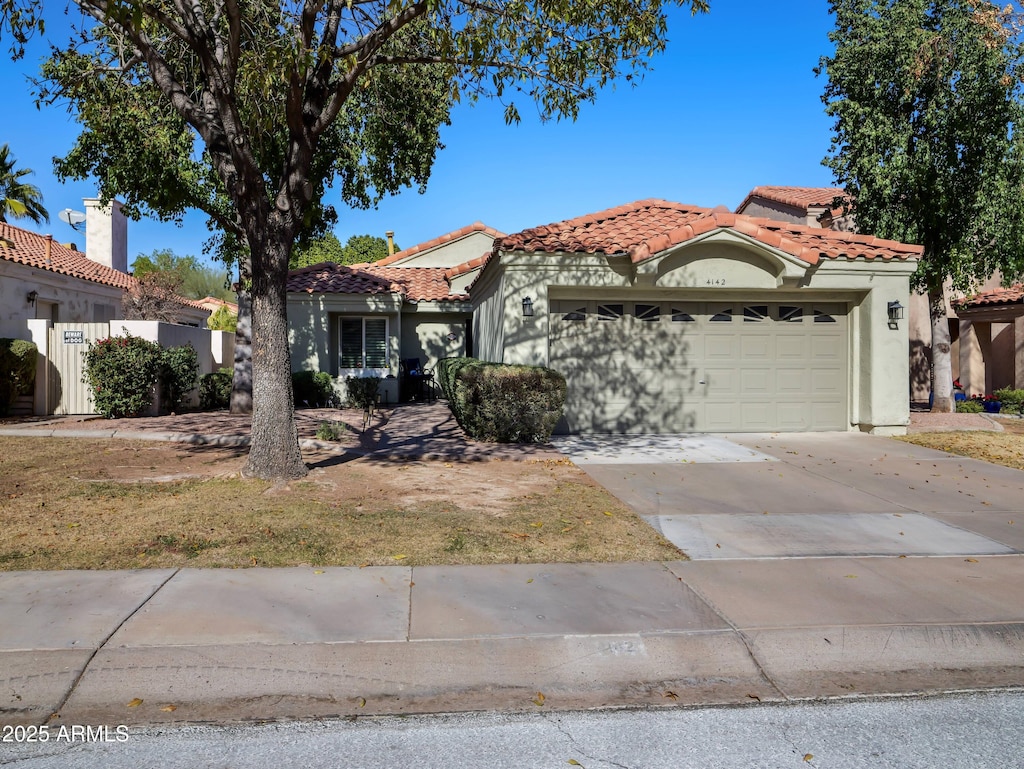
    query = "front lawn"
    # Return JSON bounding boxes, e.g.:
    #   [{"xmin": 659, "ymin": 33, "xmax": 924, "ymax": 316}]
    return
[
  {"xmin": 897, "ymin": 419, "xmax": 1024, "ymax": 471},
  {"xmin": 0, "ymin": 437, "xmax": 682, "ymax": 570}
]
